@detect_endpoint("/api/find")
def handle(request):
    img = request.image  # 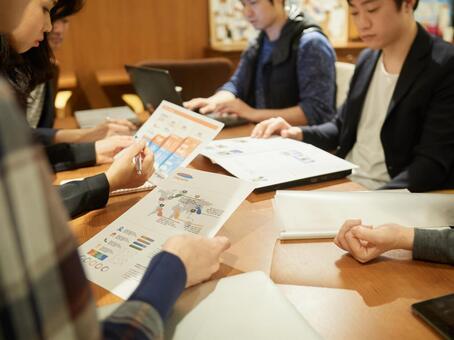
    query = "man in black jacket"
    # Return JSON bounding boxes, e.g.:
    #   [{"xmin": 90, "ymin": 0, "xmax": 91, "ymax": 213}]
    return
[{"xmin": 252, "ymin": 0, "xmax": 454, "ymax": 192}]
